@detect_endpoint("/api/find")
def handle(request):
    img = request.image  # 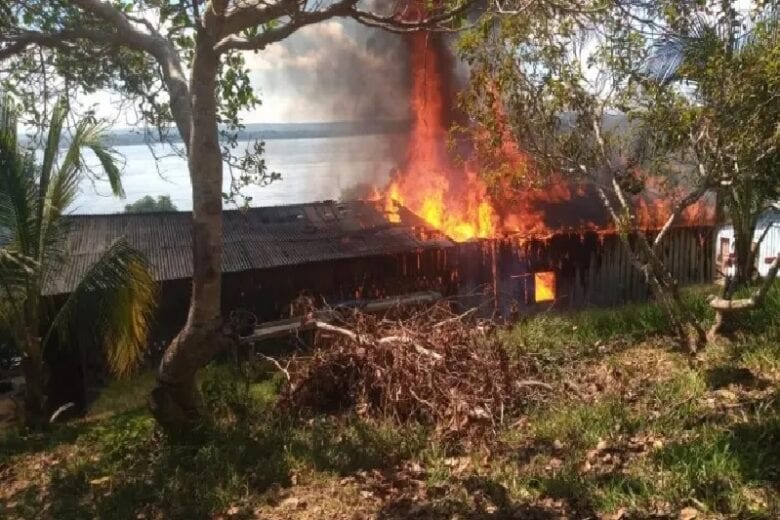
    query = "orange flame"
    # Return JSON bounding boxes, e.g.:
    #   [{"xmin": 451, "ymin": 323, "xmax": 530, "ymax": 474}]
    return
[
  {"xmin": 534, "ymin": 271, "xmax": 556, "ymax": 302},
  {"xmin": 380, "ymin": 32, "xmax": 715, "ymax": 242},
  {"xmin": 385, "ymin": 33, "xmax": 498, "ymax": 242}
]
